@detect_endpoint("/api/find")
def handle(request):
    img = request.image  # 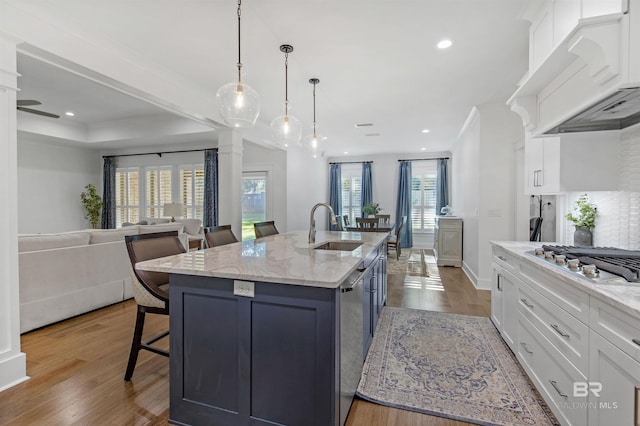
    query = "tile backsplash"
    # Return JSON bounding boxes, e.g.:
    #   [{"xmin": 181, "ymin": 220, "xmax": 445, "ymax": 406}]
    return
[{"xmin": 561, "ymin": 128, "xmax": 640, "ymax": 249}]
